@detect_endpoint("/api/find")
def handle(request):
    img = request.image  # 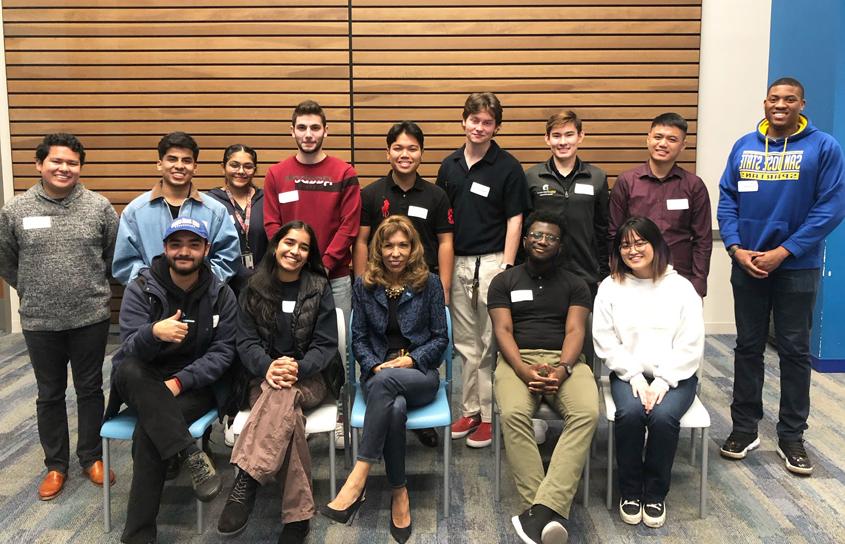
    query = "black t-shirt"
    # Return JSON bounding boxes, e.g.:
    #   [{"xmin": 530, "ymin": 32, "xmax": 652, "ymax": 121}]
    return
[
  {"xmin": 270, "ymin": 279, "xmax": 300, "ymax": 358},
  {"xmin": 487, "ymin": 263, "xmax": 592, "ymax": 350},
  {"xmin": 360, "ymin": 174, "xmax": 453, "ymax": 272},
  {"xmin": 436, "ymin": 140, "xmax": 530, "ymax": 255},
  {"xmin": 386, "ymin": 296, "xmax": 411, "ymax": 352}
]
